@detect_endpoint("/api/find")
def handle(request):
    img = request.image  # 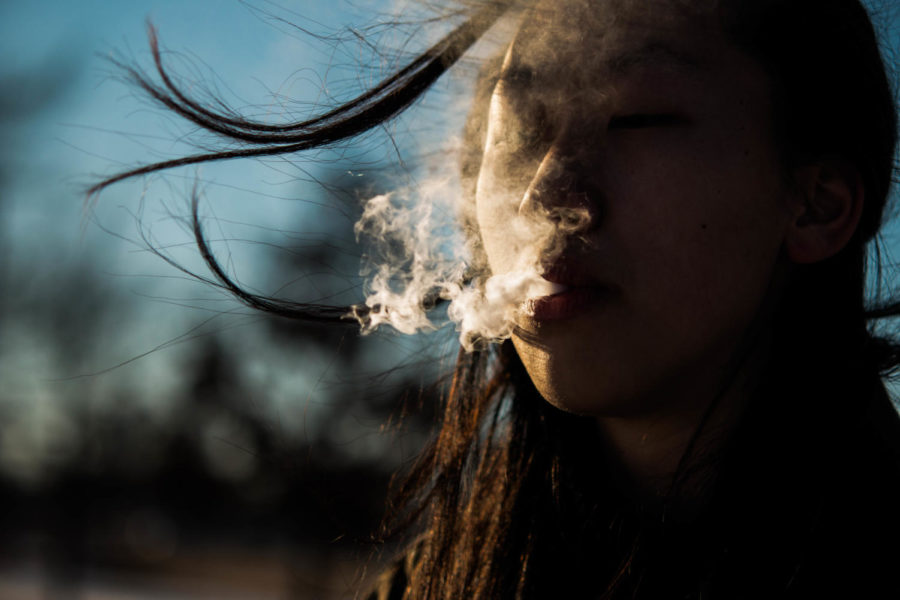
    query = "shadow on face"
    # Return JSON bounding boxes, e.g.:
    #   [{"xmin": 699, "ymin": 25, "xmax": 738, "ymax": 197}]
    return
[{"xmin": 473, "ymin": 0, "xmax": 796, "ymax": 417}]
